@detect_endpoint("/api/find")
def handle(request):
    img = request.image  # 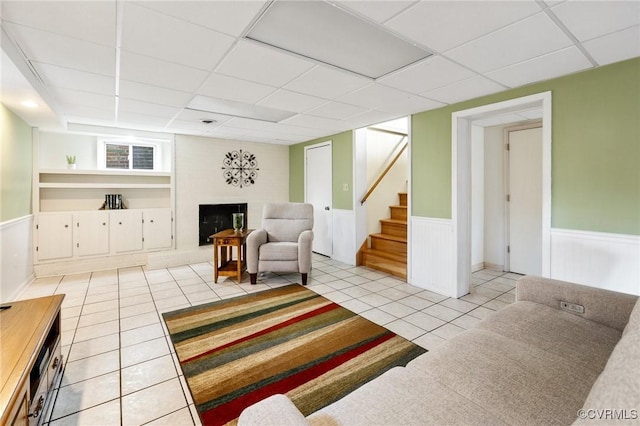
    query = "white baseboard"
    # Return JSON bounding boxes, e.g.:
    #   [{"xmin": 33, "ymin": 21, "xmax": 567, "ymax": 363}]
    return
[
  {"xmin": 147, "ymin": 246, "xmax": 212, "ymax": 269},
  {"xmin": 34, "ymin": 253, "xmax": 149, "ymax": 277},
  {"xmin": 550, "ymin": 228, "xmax": 640, "ymax": 295}
]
